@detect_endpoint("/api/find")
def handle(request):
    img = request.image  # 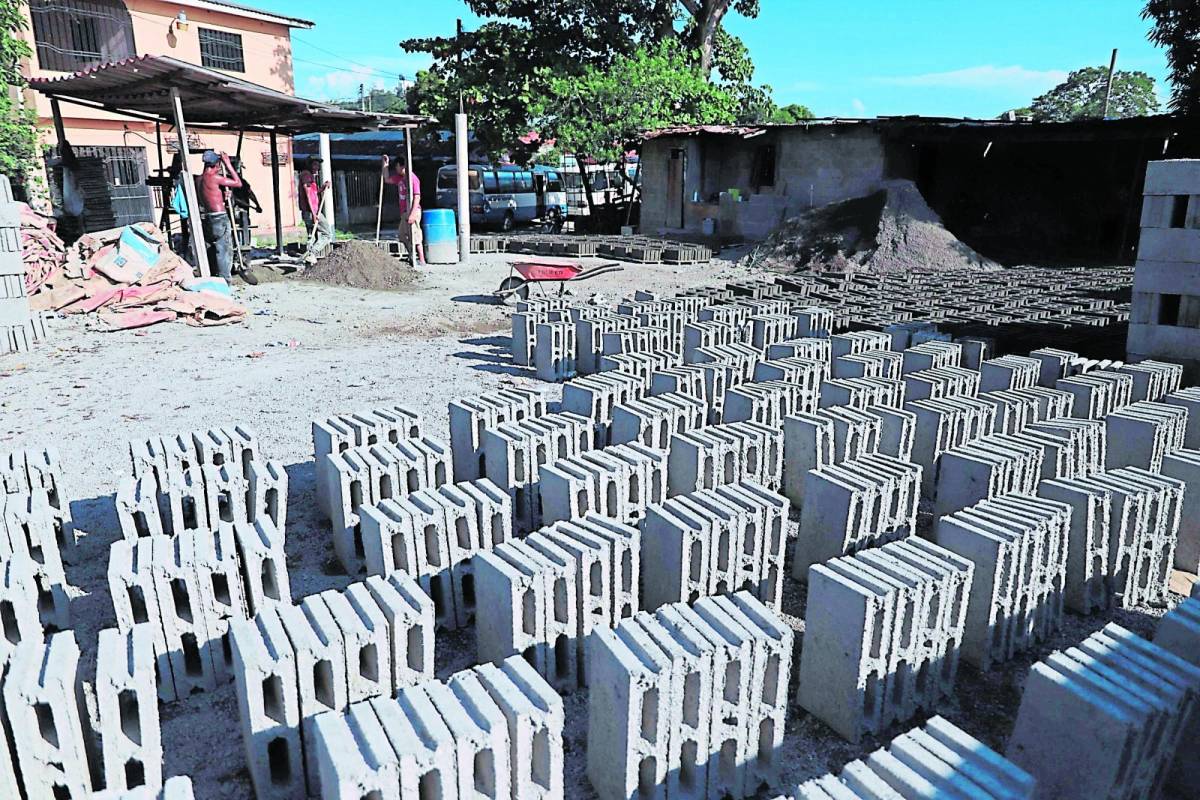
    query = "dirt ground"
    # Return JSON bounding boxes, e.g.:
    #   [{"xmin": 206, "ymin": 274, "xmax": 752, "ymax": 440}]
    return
[{"xmin": 0, "ymin": 245, "xmax": 1189, "ymax": 799}]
